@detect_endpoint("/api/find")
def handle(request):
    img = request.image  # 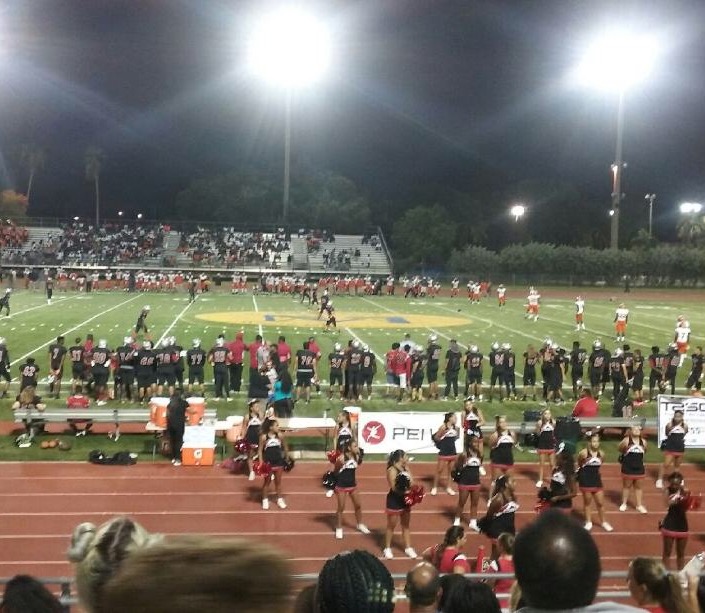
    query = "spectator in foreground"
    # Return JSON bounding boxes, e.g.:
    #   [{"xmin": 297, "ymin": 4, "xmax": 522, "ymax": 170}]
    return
[
  {"xmin": 405, "ymin": 561, "xmax": 441, "ymax": 613},
  {"xmin": 100, "ymin": 536, "xmax": 291, "ymax": 613},
  {"xmin": 67, "ymin": 516, "xmax": 163, "ymax": 613},
  {"xmin": 316, "ymin": 550, "xmax": 395, "ymax": 613},
  {"xmin": 437, "ymin": 576, "xmax": 501, "ymax": 613},
  {"xmin": 572, "ymin": 387, "xmax": 598, "ymax": 419},
  {"xmin": 1, "ymin": 574, "xmax": 63, "ymax": 613},
  {"xmin": 627, "ymin": 557, "xmax": 690, "ymax": 613},
  {"xmin": 514, "ymin": 510, "xmax": 643, "ymax": 612}
]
